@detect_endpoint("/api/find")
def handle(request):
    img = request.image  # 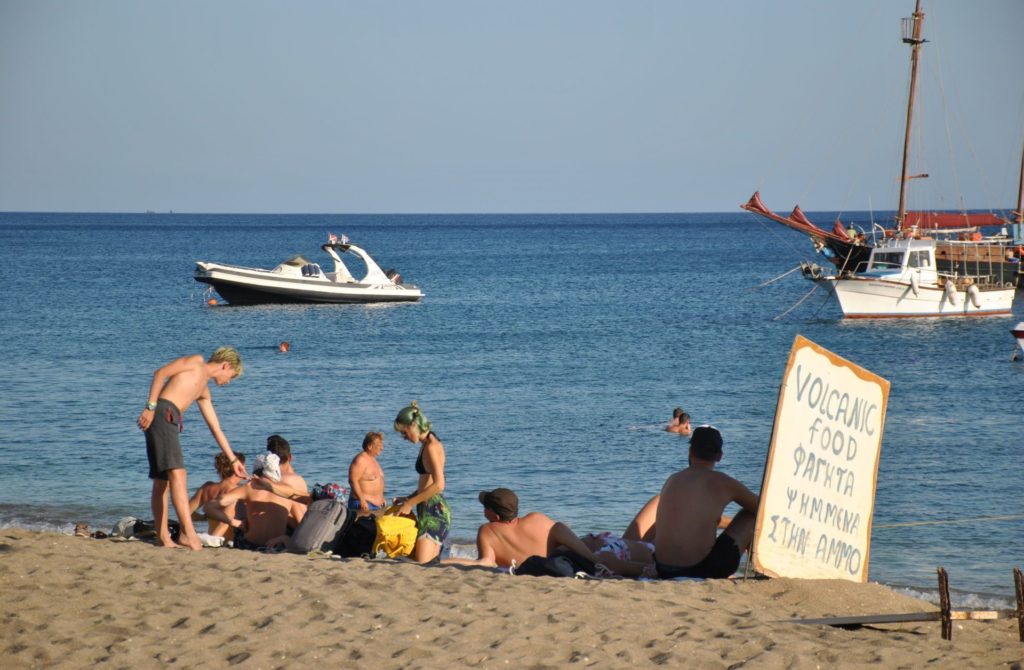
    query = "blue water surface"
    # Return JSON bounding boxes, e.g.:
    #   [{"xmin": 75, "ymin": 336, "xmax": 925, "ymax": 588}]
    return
[{"xmin": 0, "ymin": 211, "xmax": 1020, "ymax": 602}]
